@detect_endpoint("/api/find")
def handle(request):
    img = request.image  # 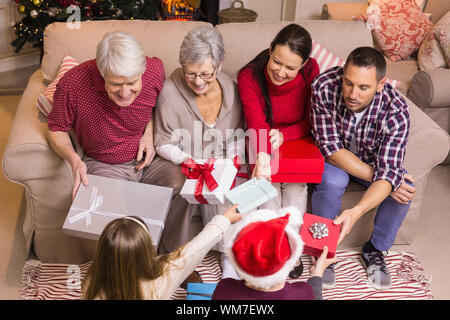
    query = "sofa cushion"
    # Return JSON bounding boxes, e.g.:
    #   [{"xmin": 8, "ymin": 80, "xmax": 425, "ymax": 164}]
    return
[
  {"xmin": 217, "ymin": 20, "xmax": 373, "ymax": 78},
  {"xmin": 36, "ymin": 54, "xmax": 79, "ymax": 117},
  {"xmin": 418, "ymin": 11, "xmax": 450, "ymax": 71},
  {"xmin": 356, "ymin": 0, "xmax": 434, "ymax": 62},
  {"xmin": 41, "ymin": 20, "xmax": 211, "ymax": 82}
]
